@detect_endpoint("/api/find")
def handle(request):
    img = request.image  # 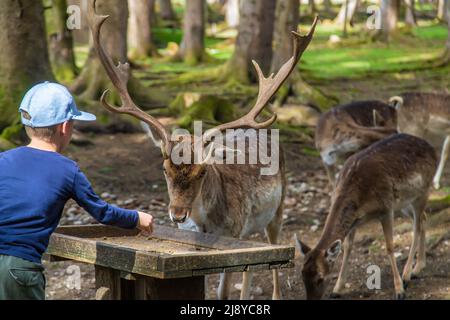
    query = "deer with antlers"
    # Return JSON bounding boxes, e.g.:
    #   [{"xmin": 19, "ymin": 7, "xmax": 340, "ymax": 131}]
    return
[
  {"xmin": 298, "ymin": 134, "xmax": 437, "ymax": 300},
  {"xmin": 88, "ymin": 0, "xmax": 318, "ymax": 299}
]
